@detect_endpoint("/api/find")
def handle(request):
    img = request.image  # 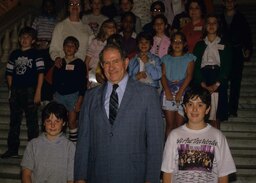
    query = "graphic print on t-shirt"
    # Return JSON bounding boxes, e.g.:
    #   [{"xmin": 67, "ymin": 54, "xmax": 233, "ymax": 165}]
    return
[
  {"xmin": 174, "ymin": 137, "xmax": 218, "ymax": 182},
  {"xmin": 15, "ymin": 56, "xmax": 32, "ymax": 75},
  {"xmin": 178, "ymin": 143, "xmax": 214, "ymax": 171}
]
